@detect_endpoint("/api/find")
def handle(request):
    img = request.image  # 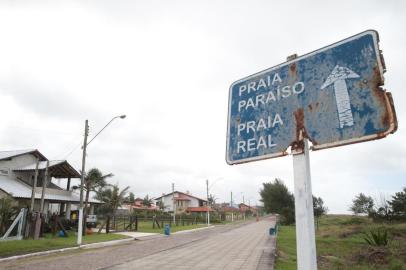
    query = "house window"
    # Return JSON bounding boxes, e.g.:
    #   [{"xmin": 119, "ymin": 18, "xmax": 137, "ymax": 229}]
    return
[{"xmin": 0, "ymin": 169, "xmax": 9, "ymax": 175}]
